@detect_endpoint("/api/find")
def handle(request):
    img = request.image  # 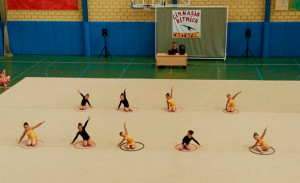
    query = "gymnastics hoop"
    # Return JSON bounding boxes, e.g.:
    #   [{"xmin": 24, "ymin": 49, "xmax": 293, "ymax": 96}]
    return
[
  {"xmin": 223, "ymin": 109, "xmax": 239, "ymax": 114},
  {"xmin": 119, "ymin": 106, "xmax": 139, "ymax": 112},
  {"xmin": 74, "ymin": 141, "xmax": 96, "ymax": 150},
  {"xmin": 175, "ymin": 144, "xmax": 197, "ymax": 152},
  {"xmin": 120, "ymin": 142, "xmax": 144, "ymax": 152},
  {"xmin": 164, "ymin": 107, "xmax": 184, "ymax": 113},
  {"xmin": 249, "ymin": 146, "xmax": 275, "ymax": 155},
  {"xmin": 74, "ymin": 106, "xmax": 93, "ymax": 112},
  {"xmin": 19, "ymin": 140, "xmax": 44, "ymax": 149}
]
